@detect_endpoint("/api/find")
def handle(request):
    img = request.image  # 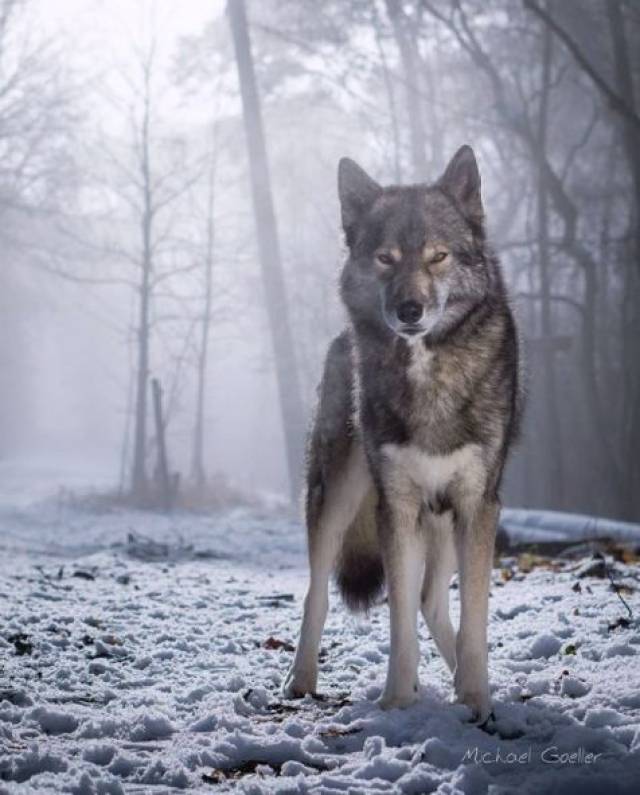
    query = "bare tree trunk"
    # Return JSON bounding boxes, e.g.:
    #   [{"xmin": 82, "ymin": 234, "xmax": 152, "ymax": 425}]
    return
[
  {"xmin": 130, "ymin": 61, "xmax": 154, "ymax": 500},
  {"xmin": 131, "ymin": 268, "xmax": 151, "ymax": 498},
  {"xmin": 152, "ymin": 378, "xmax": 172, "ymax": 512},
  {"xmin": 118, "ymin": 300, "xmax": 136, "ymax": 497},
  {"xmin": 536, "ymin": 23, "xmax": 564, "ymax": 508},
  {"xmin": 371, "ymin": 0, "xmax": 402, "ymax": 183},
  {"xmin": 522, "ymin": 256, "xmax": 539, "ymax": 508},
  {"xmin": 228, "ymin": 0, "xmax": 306, "ymax": 503},
  {"xmin": 420, "ymin": 48, "xmax": 444, "ymax": 172},
  {"xmin": 606, "ymin": 0, "xmax": 640, "ymax": 517},
  {"xmin": 385, "ymin": 0, "xmax": 428, "ymax": 180},
  {"xmin": 191, "ymin": 140, "xmax": 217, "ymax": 489}
]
